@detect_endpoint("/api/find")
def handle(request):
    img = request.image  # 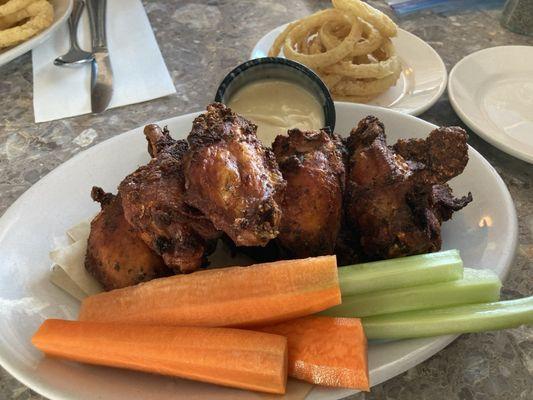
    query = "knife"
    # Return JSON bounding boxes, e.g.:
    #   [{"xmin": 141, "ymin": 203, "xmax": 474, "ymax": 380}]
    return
[{"xmin": 87, "ymin": 0, "xmax": 113, "ymax": 113}]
